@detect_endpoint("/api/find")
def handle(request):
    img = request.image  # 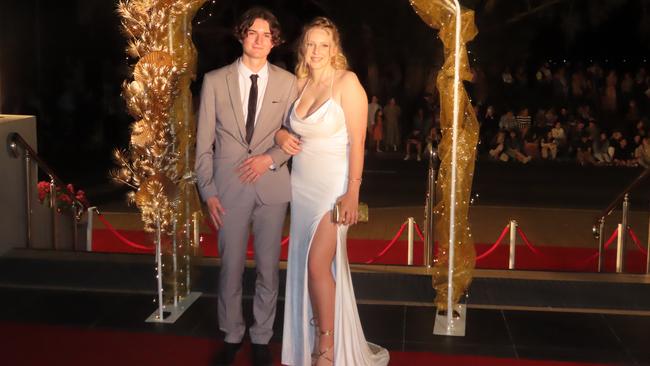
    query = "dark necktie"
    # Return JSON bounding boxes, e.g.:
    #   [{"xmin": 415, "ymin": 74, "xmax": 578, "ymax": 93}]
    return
[{"xmin": 245, "ymin": 74, "xmax": 259, "ymax": 144}]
